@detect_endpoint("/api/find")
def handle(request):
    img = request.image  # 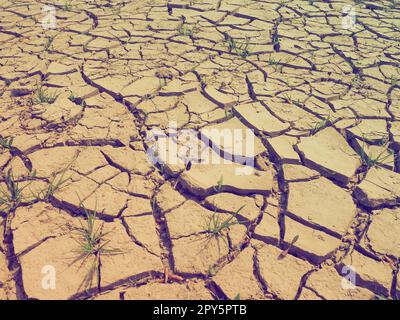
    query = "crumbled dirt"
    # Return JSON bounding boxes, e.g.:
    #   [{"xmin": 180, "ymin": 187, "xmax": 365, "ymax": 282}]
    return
[{"xmin": 0, "ymin": 0, "xmax": 399, "ymax": 300}]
